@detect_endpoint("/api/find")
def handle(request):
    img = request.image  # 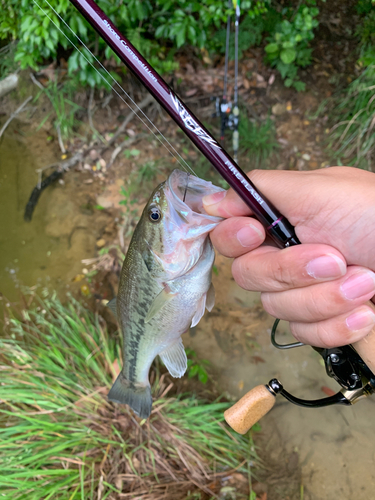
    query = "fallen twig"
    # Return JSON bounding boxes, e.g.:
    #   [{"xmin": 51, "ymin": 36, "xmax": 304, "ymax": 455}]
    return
[
  {"xmin": 107, "ymin": 133, "xmax": 146, "ymax": 169},
  {"xmin": 0, "ymin": 96, "xmax": 33, "ymax": 139},
  {"xmin": 107, "ymin": 94, "xmax": 154, "ymax": 147}
]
